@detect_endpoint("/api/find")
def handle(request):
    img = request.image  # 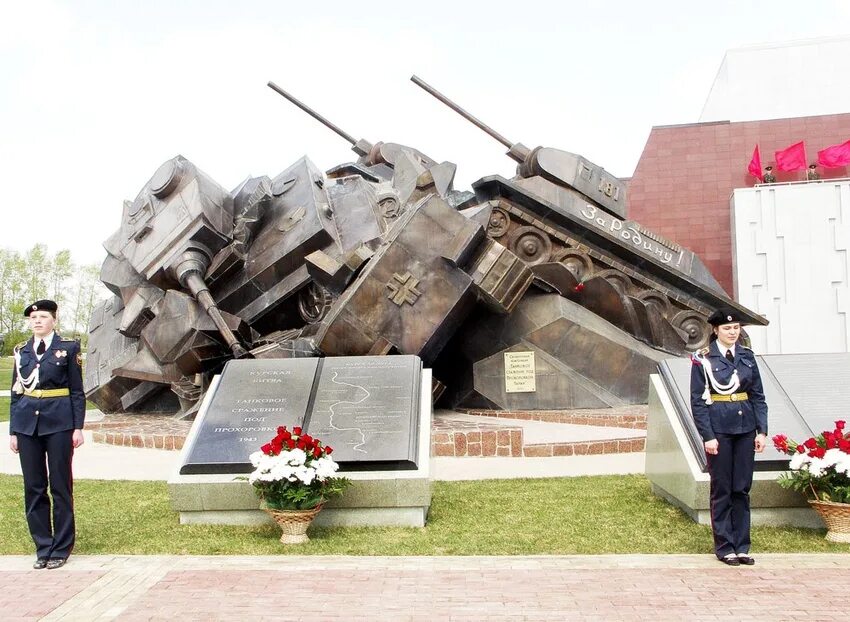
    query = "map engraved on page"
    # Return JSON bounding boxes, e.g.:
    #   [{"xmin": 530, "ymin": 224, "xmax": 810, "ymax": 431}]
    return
[
  {"xmin": 326, "ymin": 370, "xmax": 371, "ymax": 454},
  {"xmin": 309, "ymin": 356, "xmax": 421, "ymax": 464}
]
